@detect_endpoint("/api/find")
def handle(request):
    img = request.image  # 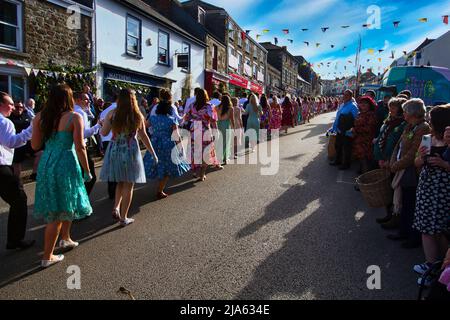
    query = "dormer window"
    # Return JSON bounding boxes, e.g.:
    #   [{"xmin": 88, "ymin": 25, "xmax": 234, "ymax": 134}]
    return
[{"xmin": 198, "ymin": 7, "xmax": 206, "ymax": 25}]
